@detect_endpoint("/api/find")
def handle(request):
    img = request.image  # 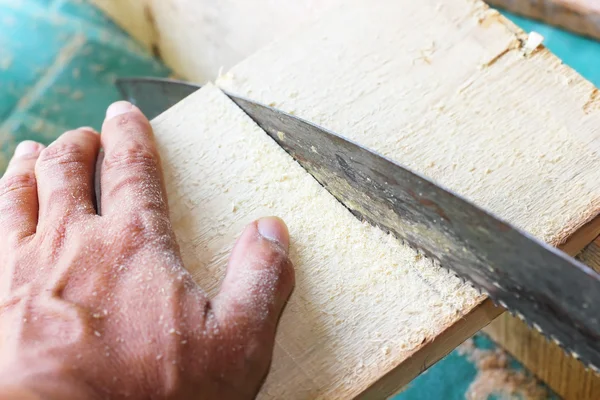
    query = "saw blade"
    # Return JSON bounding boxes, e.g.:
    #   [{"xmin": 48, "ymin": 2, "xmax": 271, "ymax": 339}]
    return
[{"xmin": 117, "ymin": 77, "xmax": 600, "ymax": 371}]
